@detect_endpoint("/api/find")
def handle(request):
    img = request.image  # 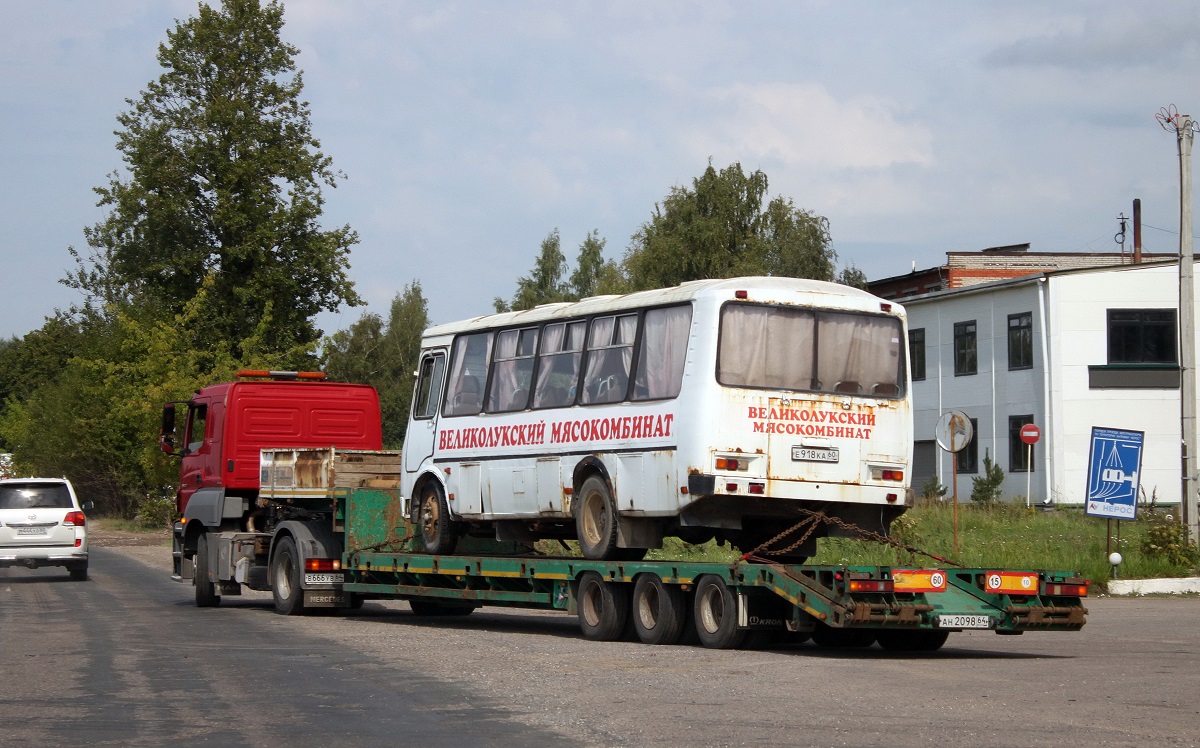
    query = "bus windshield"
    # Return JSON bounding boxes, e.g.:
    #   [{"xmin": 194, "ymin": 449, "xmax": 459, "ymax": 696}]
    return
[{"xmin": 717, "ymin": 303, "xmax": 905, "ymax": 397}]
